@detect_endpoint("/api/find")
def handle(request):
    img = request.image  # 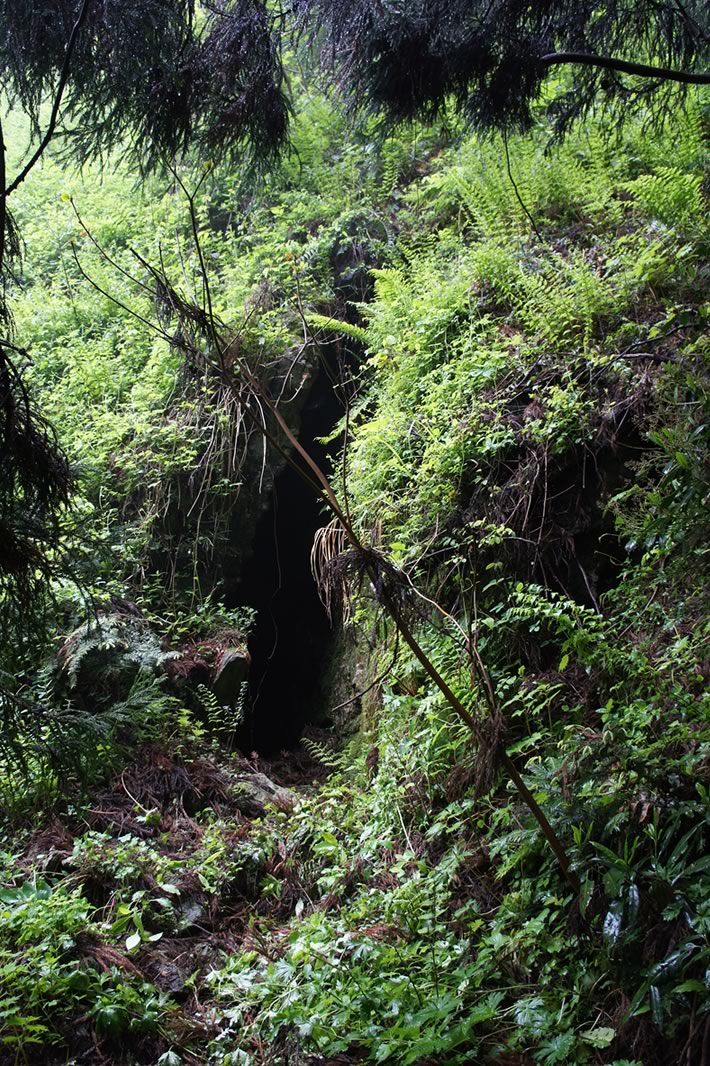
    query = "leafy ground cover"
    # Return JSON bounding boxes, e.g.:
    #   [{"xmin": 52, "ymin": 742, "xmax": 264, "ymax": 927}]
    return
[
  {"xmin": 0, "ymin": 729, "xmax": 323, "ymax": 1064},
  {"xmin": 0, "ymin": 75, "xmax": 708, "ymax": 1066}
]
